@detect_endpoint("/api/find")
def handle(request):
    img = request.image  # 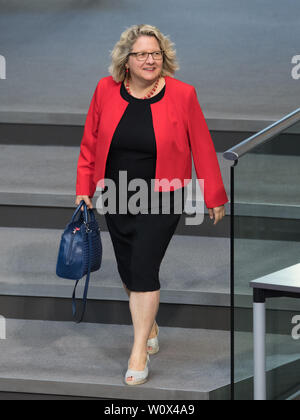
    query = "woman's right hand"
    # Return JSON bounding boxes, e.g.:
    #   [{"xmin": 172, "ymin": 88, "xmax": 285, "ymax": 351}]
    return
[{"xmin": 75, "ymin": 195, "xmax": 93, "ymax": 211}]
